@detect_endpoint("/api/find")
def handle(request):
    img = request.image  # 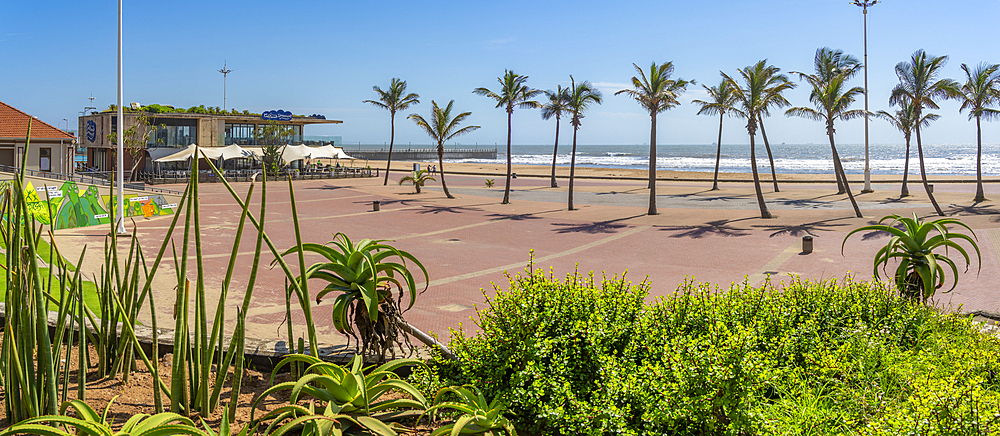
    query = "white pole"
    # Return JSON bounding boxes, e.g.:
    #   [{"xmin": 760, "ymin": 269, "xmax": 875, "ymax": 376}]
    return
[
  {"xmin": 862, "ymin": 3, "xmax": 872, "ymax": 192},
  {"xmin": 116, "ymin": 0, "xmax": 126, "ymax": 234}
]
